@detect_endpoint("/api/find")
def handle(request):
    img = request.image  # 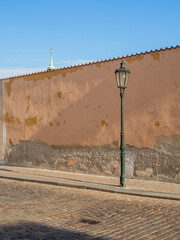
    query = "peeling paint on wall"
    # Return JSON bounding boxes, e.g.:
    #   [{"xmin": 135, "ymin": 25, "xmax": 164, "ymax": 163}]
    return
[
  {"xmin": 26, "ymin": 106, "xmax": 30, "ymax": 113},
  {"xmin": 3, "ymin": 112, "xmax": 21, "ymax": 125},
  {"xmin": 151, "ymin": 52, "xmax": 160, "ymax": 61},
  {"xmin": 101, "ymin": 120, "xmax": 108, "ymax": 127},
  {"xmin": 26, "ymin": 95, "xmax": 31, "ymax": 113},
  {"xmin": 27, "ymin": 95, "xmax": 30, "ymax": 105},
  {"xmin": 154, "ymin": 121, "xmax": 160, "ymax": 127},
  {"xmin": 55, "ymin": 120, "xmax": 60, "ymax": 127},
  {"xmin": 25, "ymin": 116, "xmax": 37, "ymax": 126},
  {"xmin": 4, "ymin": 79, "xmax": 14, "ymax": 97},
  {"xmin": 23, "ymin": 71, "xmax": 61, "ymax": 84},
  {"xmin": 57, "ymin": 91, "xmax": 62, "ymax": 99},
  {"xmin": 126, "ymin": 55, "xmax": 144, "ymax": 63},
  {"xmin": 21, "ymin": 66, "xmax": 84, "ymax": 84},
  {"xmin": 96, "ymin": 63, "xmax": 101, "ymax": 68},
  {"xmin": 60, "ymin": 66, "xmax": 84, "ymax": 77}
]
